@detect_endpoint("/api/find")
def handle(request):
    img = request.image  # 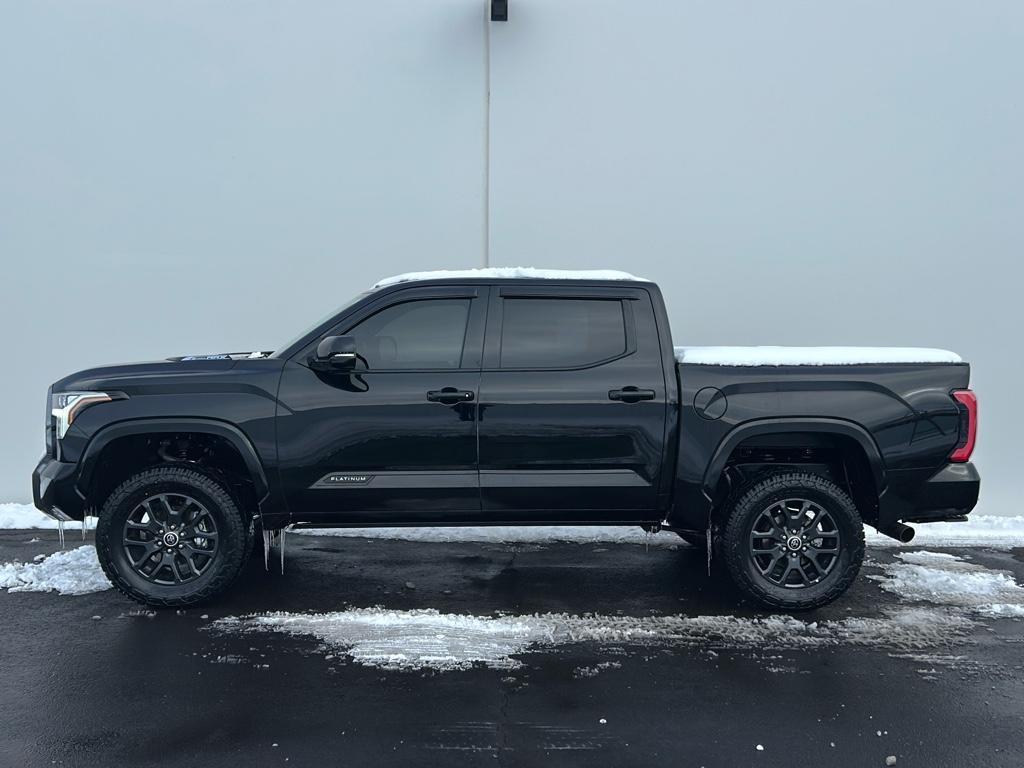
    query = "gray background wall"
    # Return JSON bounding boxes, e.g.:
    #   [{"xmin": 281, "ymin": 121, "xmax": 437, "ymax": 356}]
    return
[{"xmin": 1, "ymin": 1, "xmax": 1020, "ymax": 512}]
